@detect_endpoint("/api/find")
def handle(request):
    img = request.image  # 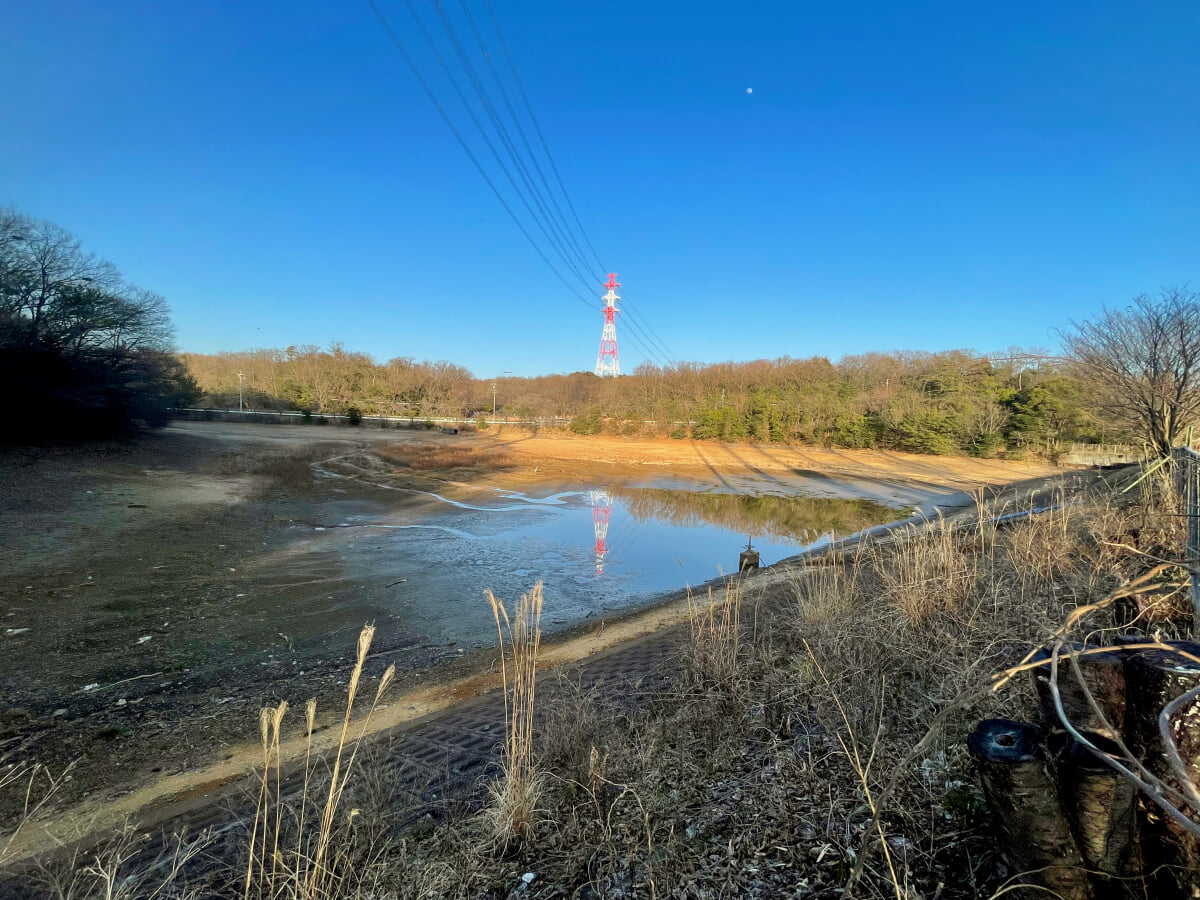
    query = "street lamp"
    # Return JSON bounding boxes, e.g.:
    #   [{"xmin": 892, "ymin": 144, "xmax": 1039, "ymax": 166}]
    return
[{"xmin": 237, "ymin": 373, "xmax": 245, "ymax": 412}]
